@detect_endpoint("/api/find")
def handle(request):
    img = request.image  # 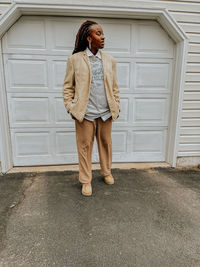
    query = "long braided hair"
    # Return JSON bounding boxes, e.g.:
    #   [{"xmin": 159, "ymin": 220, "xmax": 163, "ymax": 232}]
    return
[{"xmin": 72, "ymin": 20, "xmax": 98, "ymax": 54}]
